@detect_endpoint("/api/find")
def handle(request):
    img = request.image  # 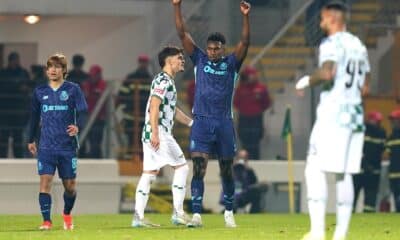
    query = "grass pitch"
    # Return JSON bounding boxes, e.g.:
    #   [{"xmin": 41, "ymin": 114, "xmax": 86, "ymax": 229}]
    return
[{"xmin": 0, "ymin": 214, "xmax": 399, "ymax": 240}]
